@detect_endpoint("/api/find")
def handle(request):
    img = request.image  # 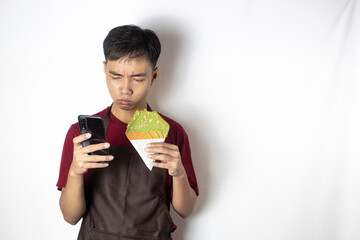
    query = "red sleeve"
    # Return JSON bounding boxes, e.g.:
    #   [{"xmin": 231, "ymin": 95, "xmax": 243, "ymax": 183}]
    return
[
  {"xmin": 166, "ymin": 123, "xmax": 199, "ymax": 200},
  {"xmin": 56, "ymin": 124, "xmax": 80, "ymax": 190},
  {"xmin": 178, "ymin": 128, "xmax": 199, "ymax": 196}
]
